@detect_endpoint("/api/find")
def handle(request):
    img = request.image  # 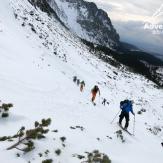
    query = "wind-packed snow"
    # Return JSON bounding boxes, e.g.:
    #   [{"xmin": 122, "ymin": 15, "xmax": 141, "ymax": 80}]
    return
[{"xmin": 0, "ymin": 0, "xmax": 163, "ymax": 163}]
